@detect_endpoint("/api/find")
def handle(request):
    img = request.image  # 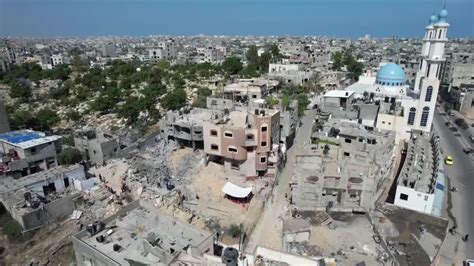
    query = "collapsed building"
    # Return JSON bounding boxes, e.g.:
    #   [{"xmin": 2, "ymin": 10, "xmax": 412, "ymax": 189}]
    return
[
  {"xmin": 291, "ymin": 119, "xmax": 396, "ymax": 212},
  {"xmin": 0, "ymin": 164, "xmax": 86, "ymax": 230},
  {"xmin": 0, "ymin": 130, "xmax": 62, "ymax": 178},
  {"xmin": 72, "ymin": 200, "xmax": 215, "ymax": 266}
]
